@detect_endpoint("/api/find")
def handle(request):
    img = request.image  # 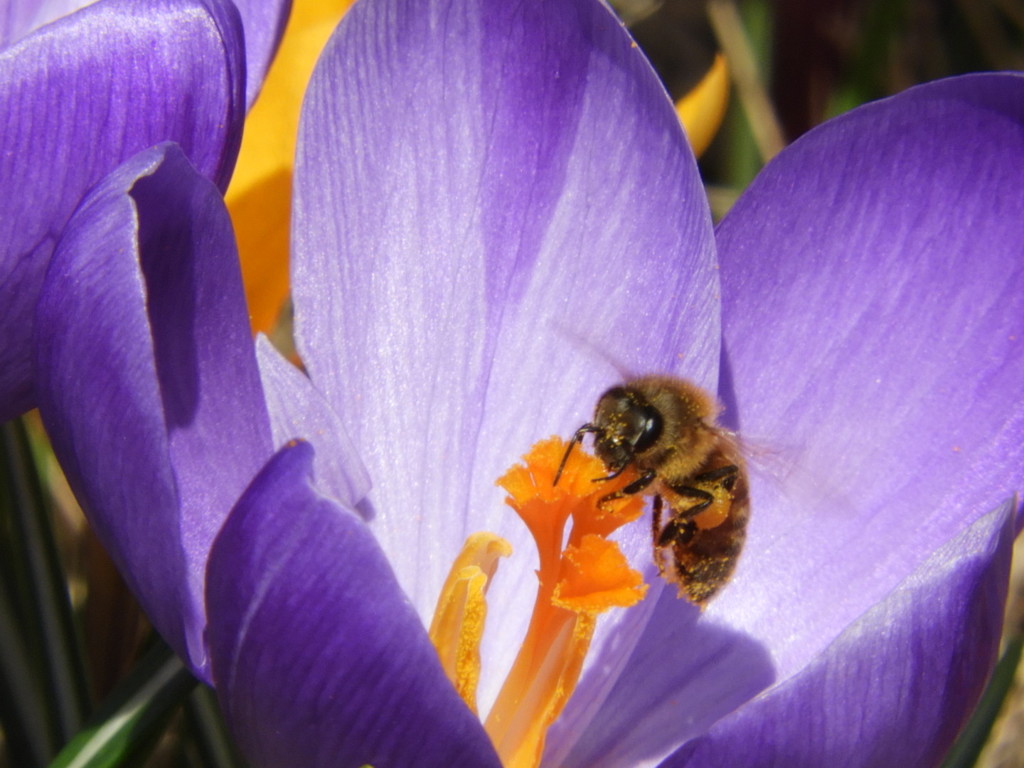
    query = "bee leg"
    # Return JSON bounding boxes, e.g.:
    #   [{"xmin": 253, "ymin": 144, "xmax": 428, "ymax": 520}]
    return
[
  {"xmin": 665, "ymin": 483, "xmax": 714, "ymax": 513},
  {"xmin": 656, "ymin": 516, "xmax": 697, "ymax": 549},
  {"xmin": 652, "ymin": 494, "xmax": 664, "ymax": 538},
  {"xmin": 653, "ymin": 495, "xmax": 665, "ymax": 574},
  {"xmin": 621, "ymin": 470, "xmax": 657, "ymax": 496},
  {"xmin": 598, "ymin": 469, "xmax": 656, "ymax": 507},
  {"xmin": 590, "ymin": 459, "xmax": 633, "ymax": 483},
  {"xmin": 692, "ymin": 464, "xmax": 739, "ymax": 490},
  {"xmin": 554, "ymin": 423, "xmax": 603, "ymax": 486},
  {"xmin": 654, "ymin": 549, "xmax": 668, "ymax": 575}
]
